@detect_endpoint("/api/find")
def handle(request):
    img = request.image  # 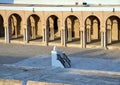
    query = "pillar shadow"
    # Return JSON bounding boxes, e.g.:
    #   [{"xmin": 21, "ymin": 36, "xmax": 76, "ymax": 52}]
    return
[
  {"xmin": 67, "ymin": 38, "xmax": 80, "ymax": 43},
  {"xmin": 29, "ymin": 36, "xmax": 43, "ymax": 41},
  {"xmin": 87, "ymin": 39, "xmax": 100, "ymax": 44},
  {"xmin": 49, "ymin": 37, "xmax": 61, "ymax": 42},
  {"xmin": 107, "ymin": 40, "xmax": 120, "ymax": 45}
]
